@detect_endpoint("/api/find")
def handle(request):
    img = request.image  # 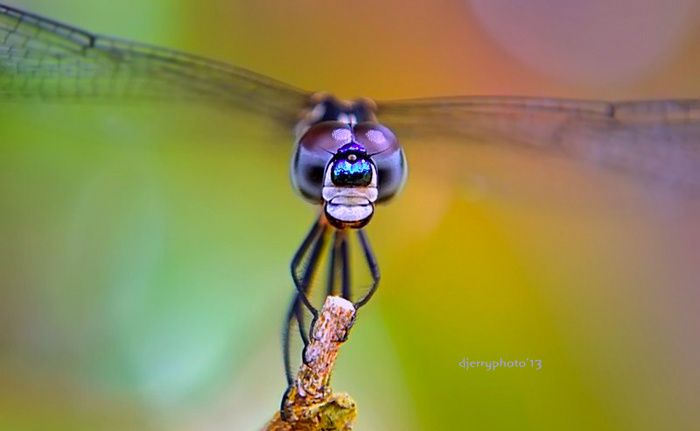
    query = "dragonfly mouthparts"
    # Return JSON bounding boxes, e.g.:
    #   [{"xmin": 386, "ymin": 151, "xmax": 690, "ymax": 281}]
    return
[
  {"xmin": 322, "ymin": 186, "xmax": 378, "ymax": 229},
  {"xmin": 322, "ymin": 186, "xmax": 378, "ymax": 204}
]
